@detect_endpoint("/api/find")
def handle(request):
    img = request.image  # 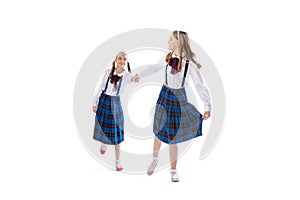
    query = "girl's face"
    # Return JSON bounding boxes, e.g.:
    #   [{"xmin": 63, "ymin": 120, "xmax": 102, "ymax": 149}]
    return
[
  {"xmin": 115, "ymin": 54, "xmax": 127, "ymax": 68},
  {"xmin": 168, "ymin": 34, "xmax": 179, "ymax": 51}
]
